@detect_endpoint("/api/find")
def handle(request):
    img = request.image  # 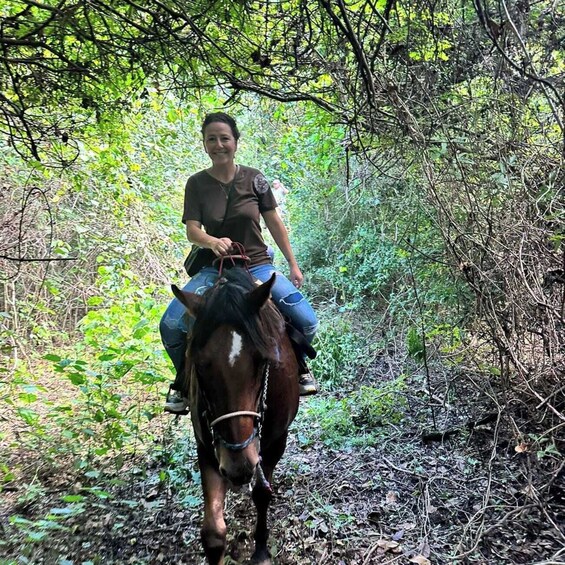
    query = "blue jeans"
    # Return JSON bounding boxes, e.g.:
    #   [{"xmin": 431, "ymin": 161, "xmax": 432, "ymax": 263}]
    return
[{"xmin": 159, "ymin": 264, "xmax": 318, "ymax": 389}]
